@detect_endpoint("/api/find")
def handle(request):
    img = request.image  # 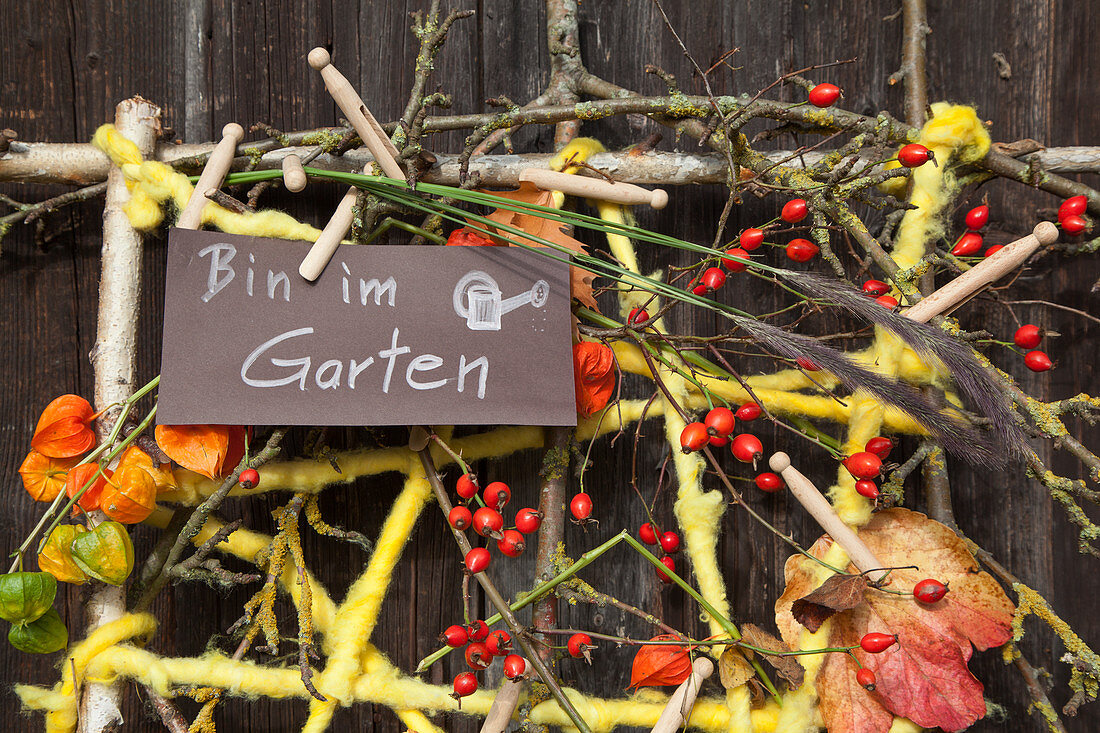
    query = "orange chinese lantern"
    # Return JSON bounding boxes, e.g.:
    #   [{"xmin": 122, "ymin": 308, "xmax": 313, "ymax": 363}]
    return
[
  {"xmin": 18, "ymin": 451, "xmax": 77, "ymax": 502},
  {"xmin": 155, "ymin": 424, "xmax": 247, "ymax": 480},
  {"xmin": 30, "ymin": 395, "xmax": 96, "ymax": 459},
  {"xmin": 115, "ymin": 446, "xmax": 177, "ymax": 493},
  {"xmin": 64, "ymin": 463, "xmax": 109, "ymax": 513},
  {"xmin": 99, "ymin": 465, "xmax": 156, "ymax": 524},
  {"xmin": 573, "ymin": 341, "xmax": 616, "ymax": 418}
]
